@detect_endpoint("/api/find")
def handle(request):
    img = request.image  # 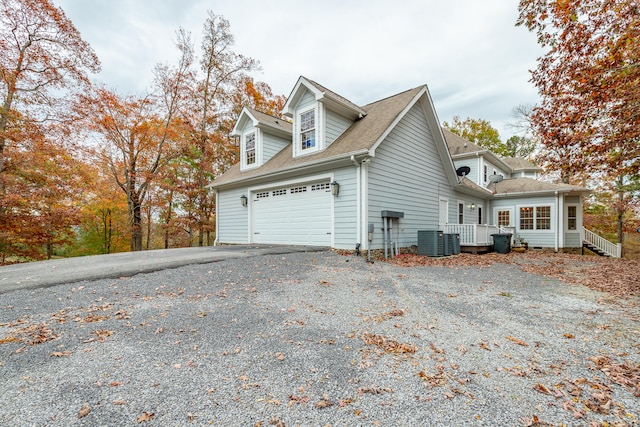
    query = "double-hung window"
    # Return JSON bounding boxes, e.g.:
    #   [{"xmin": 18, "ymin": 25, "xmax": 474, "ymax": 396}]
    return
[
  {"xmin": 519, "ymin": 206, "xmax": 551, "ymax": 230},
  {"xmin": 300, "ymin": 109, "xmax": 316, "ymax": 151},
  {"xmin": 245, "ymin": 133, "xmax": 256, "ymax": 166}
]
